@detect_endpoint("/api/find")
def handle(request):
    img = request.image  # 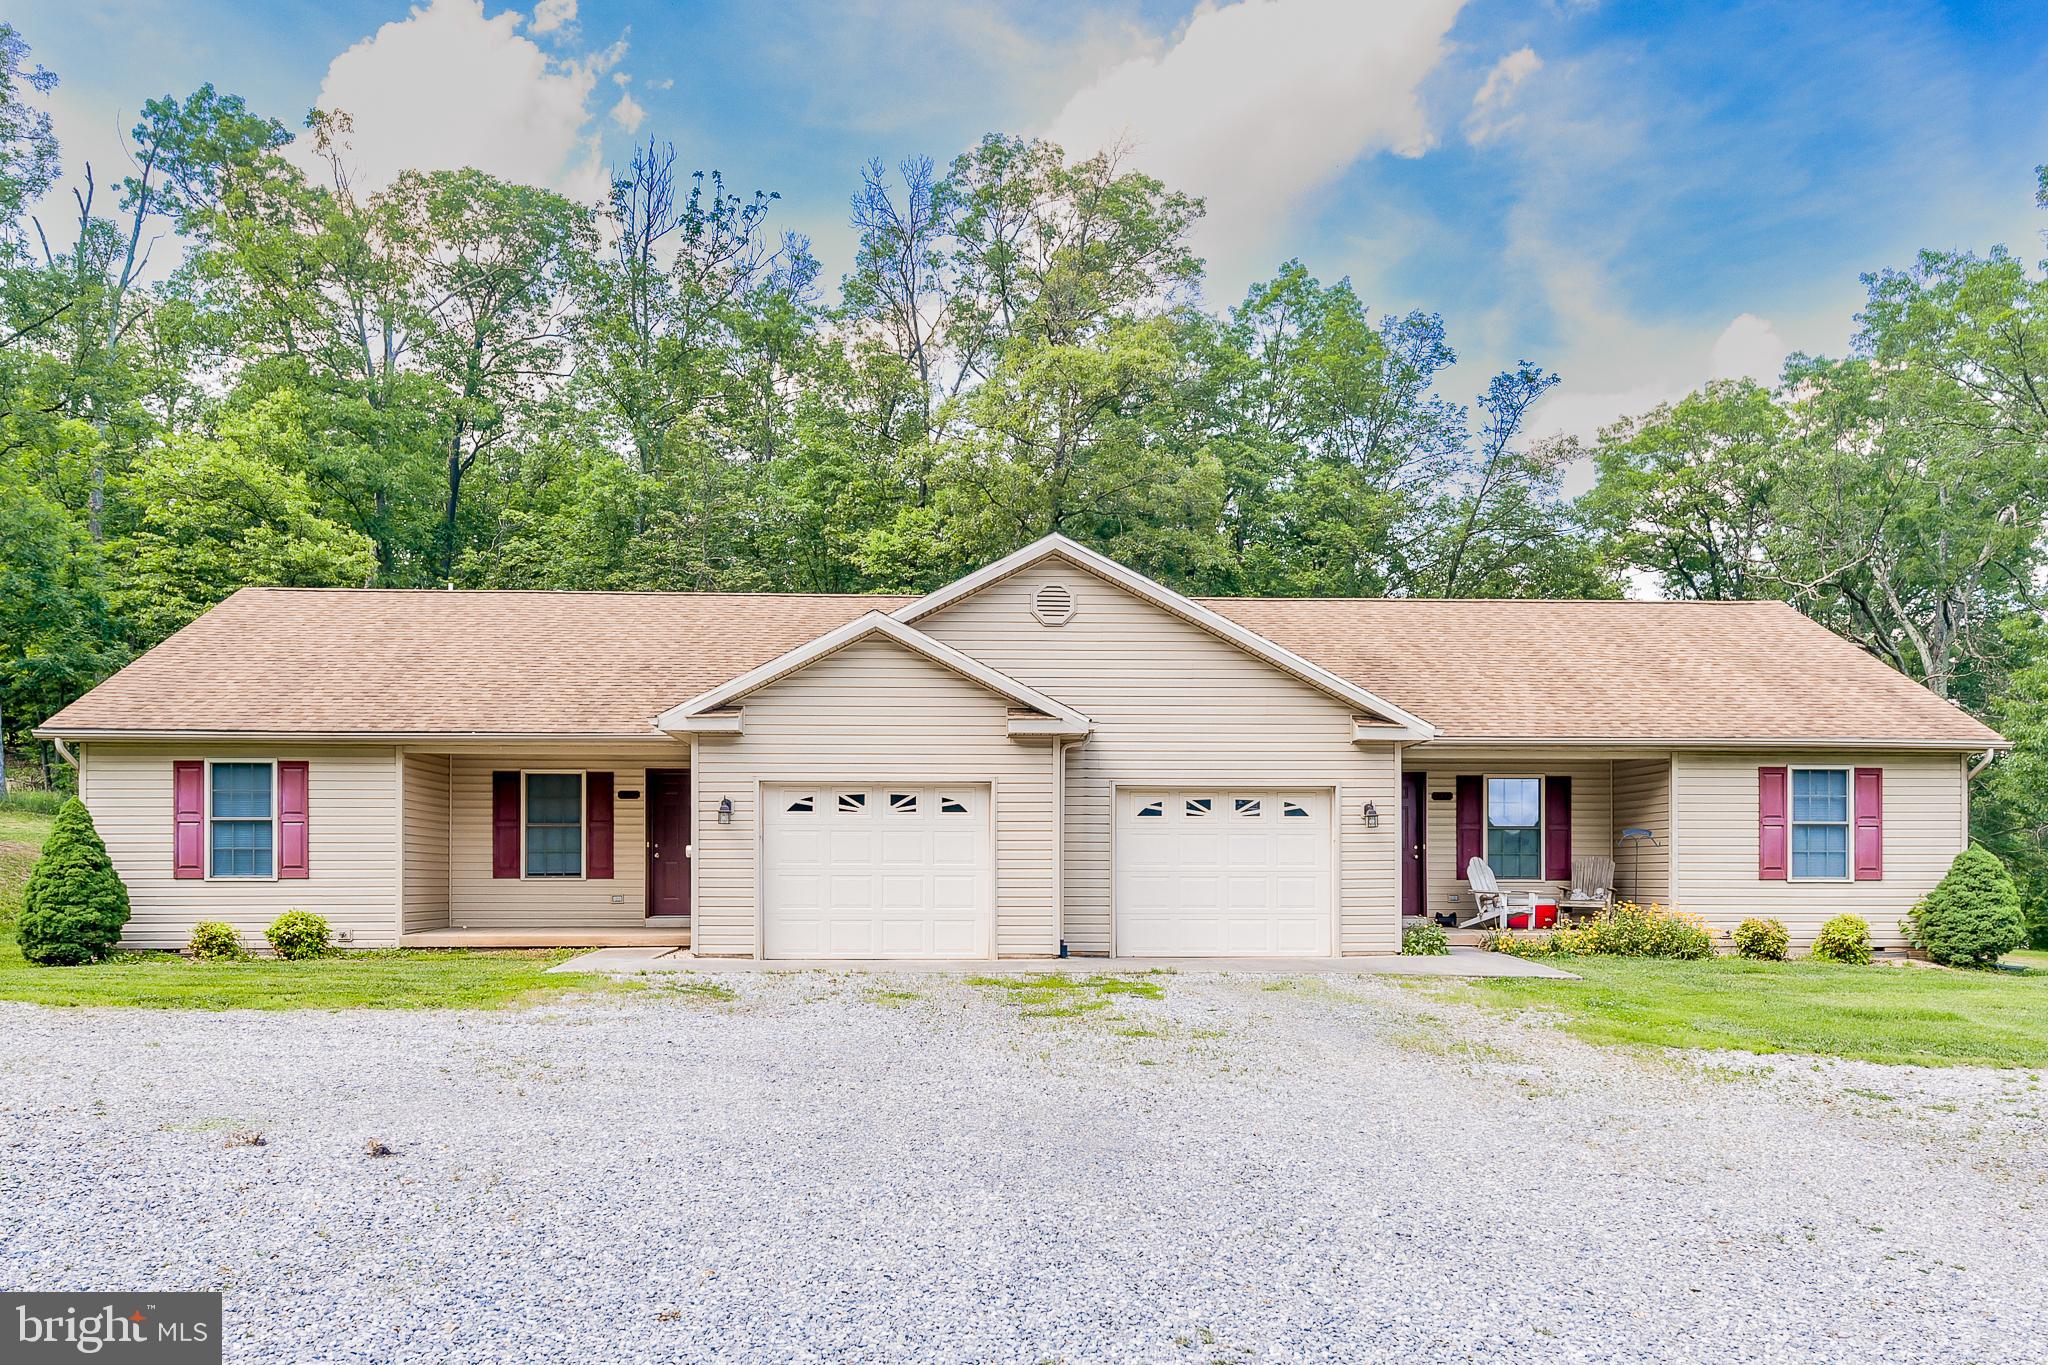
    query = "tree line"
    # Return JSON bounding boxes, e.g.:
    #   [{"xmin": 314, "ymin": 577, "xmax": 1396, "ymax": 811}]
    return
[{"xmin": 0, "ymin": 26, "xmax": 2043, "ymax": 932}]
